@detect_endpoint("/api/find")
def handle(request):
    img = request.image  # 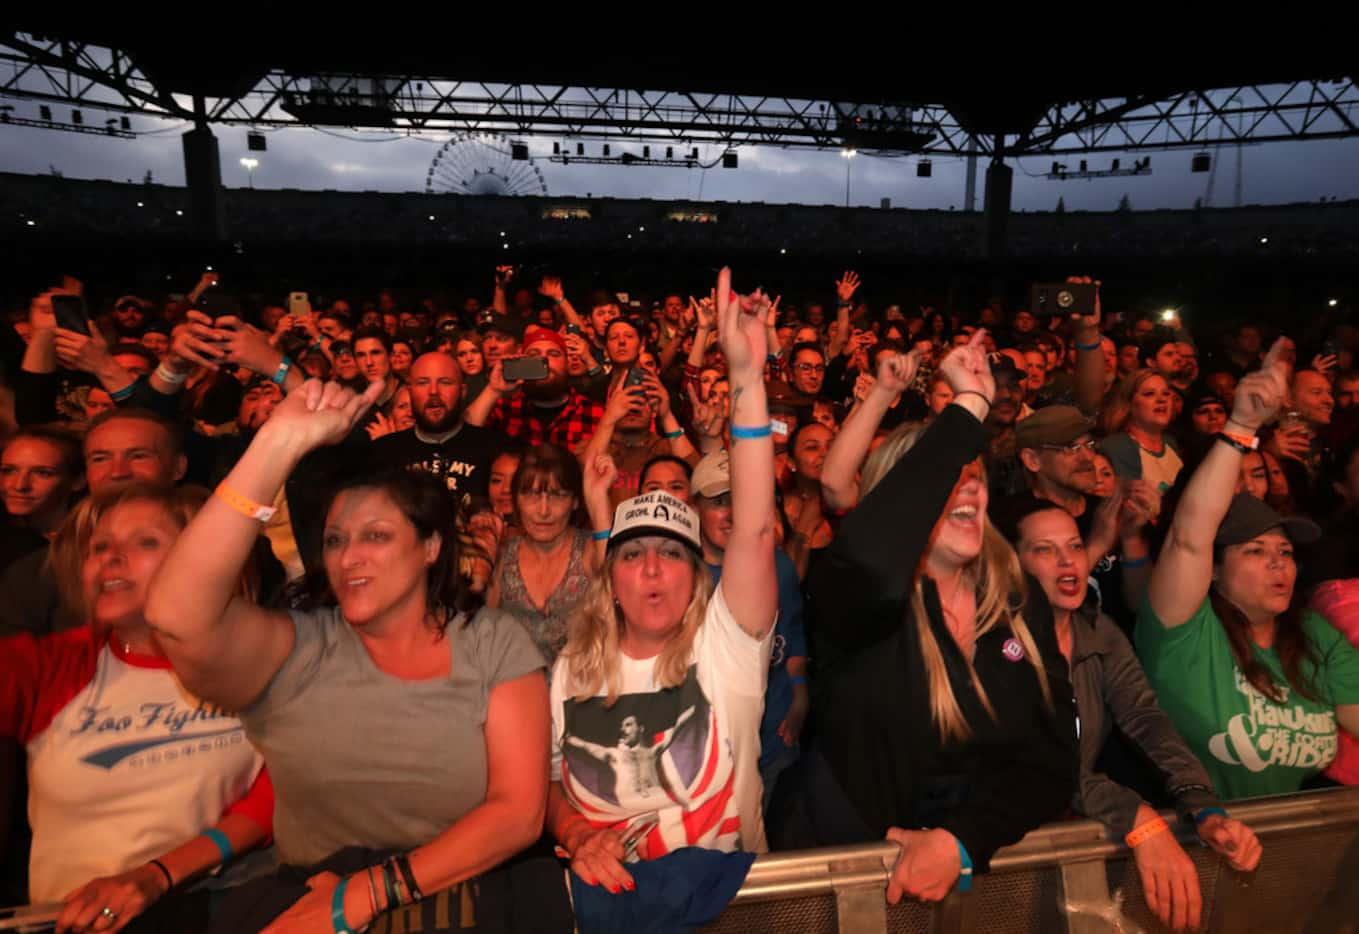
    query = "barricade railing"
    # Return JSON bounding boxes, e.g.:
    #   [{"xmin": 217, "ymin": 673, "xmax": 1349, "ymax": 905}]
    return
[{"xmin": 702, "ymin": 786, "xmax": 1359, "ymax": 934}]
